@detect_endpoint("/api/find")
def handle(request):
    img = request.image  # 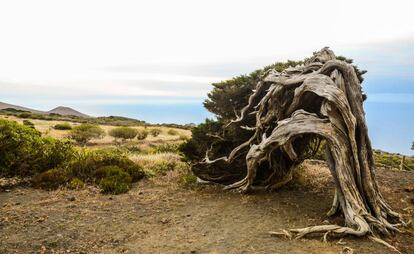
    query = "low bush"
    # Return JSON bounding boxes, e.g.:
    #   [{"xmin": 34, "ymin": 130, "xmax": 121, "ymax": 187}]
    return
[
  {"xmin": 95, "ymin": 166, "xmax": 132, "ymax": 194},
  {"xmin": 179, "ymin": 134, "xmax": 188, "ymax": 140},
  {"xmin": 146, "ymin": 160, "xmax": 188, "ymax": 176},
  {"xmin": 167, "ymin": 129, "xmax": 178, "ymax": 135},
  {"xmin": 68, "ymin": 148, "xmax": 145, "ymax": 182},
  {"xmin": 181, "ymin": 173, "xmax": 197, "ymax": 186},
  {"xmin": 69, "ymin": 177, "xmax": 85, "ymax": 189},
  {"xmin": 32, "ymin": 168, "xmax": 69, "ymax": 190},
  {"xmin": 22, "ymin": 119, "xmax": 35, "ymax": 128},
  {"xmin": 123, "ymin": 144, "xmax": 141, "ymax": 153},
  {"xmin": 109, "ymin": 127, "xmax": 138, "ymax": 142},
  {"xmin": 0, "ymin": 119, "xmax": 75, "ymax": 177},
  {"xmin": 54, "ymin": 122, "xmax": 72, "ymax": 130},
  {"xmin": 150, "ymin": 143, "xmax": 180, "ymax": 154},
  {"xmin": 69, "ymin": 123, "xmax": 105, "ymax": 146},
  {"xmin": 150, "ymin": 128, "xmax": 161, "ymax": 137},
  {"xmin": 19, "ymin": 112, "xmax": 32, "ymax": 118},
  {"xmin": 374, "ymin": 150, "xmax": 414, "ymax": 170},
  {"xmin": 151, "ymin": 160, "xmax": 177, "ymax": 174},
  {"xmin": 136, "ymin": 129, "xmax": 149, "ymax": 140},
  {"xmin": 0, "ymin": 119, "xmax": 147, "ymax": 194}
]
